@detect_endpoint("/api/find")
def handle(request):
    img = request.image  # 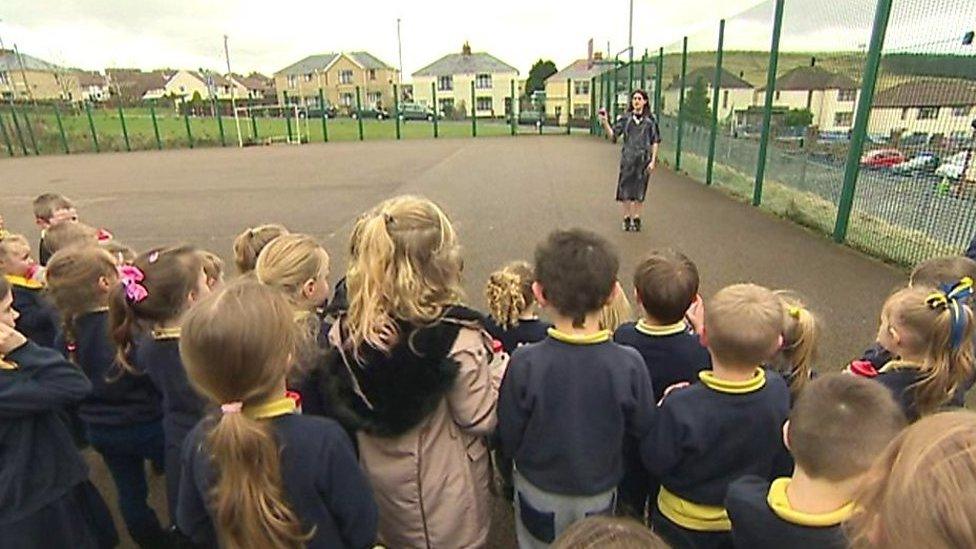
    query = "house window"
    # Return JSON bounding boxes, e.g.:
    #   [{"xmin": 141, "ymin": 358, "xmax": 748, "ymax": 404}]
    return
[
  {"xmin": 953, "ymin": 106, "xmax": 971, "ymax": 117},
  {"xmin": 367, "ymin": 91, "xmax": 382, "ymax": 105},
  {"xmin": 722, "ymin": 90, "xmax": 729, "ymax": 109},
  {"xmin": 834, "ymin": 111, "xmax": 853, "ymax": 126},
  {"xmin": 438, "ymin": 75, "xmax": 453, "ymax": 91},
  {"xmin": 368, "ymin": 69, "xmax": 376, "ymax": 81},
  {"xmin": 775, "ymin": 90, "xmax": 781, "ymax": 100},
  {"xmin": 438, "ymin": 98, "xmax": 454, "ymax": 113},
  {"xmin": 574, "ymin": 81, "xmax": 590, "ymax": 95},
  {"xmin": 287, "ymin": 75, "xmax": 297, "ymax": 88},
  {"xmin": 555, "ymin": 106, "xmax": 562, "ymax": 119},
  {"xmin": 901, "ymin": 107, "xmax": 909, "ymax": 120},
  {"xmin": 339, "ymin": 70, "xmax": 354, "ymax": 84},
  {"xmin": 340, "ymin": 93, "xmax": 353, "ymax": 106},
  {"xmin": 918, "ymin": 107, "xmax": 939, "ymax": 120},
  {"xmin": 476, "ymin": 97, "xmax": 492, "ymax": 111},
  {"xmin": 304, "ymin": 73, "xmax": 313, "ymax": 83},
  {"xmin": 574, "ymin": 105, "xmax": 589, "ymax": 118},
  {"xmin": 475, "ymin": 73, "xmax": 492, "ymax": 89},
  {"xmin": 838, "ymin": 89, "xmax": 856, "ymax": 102}
]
